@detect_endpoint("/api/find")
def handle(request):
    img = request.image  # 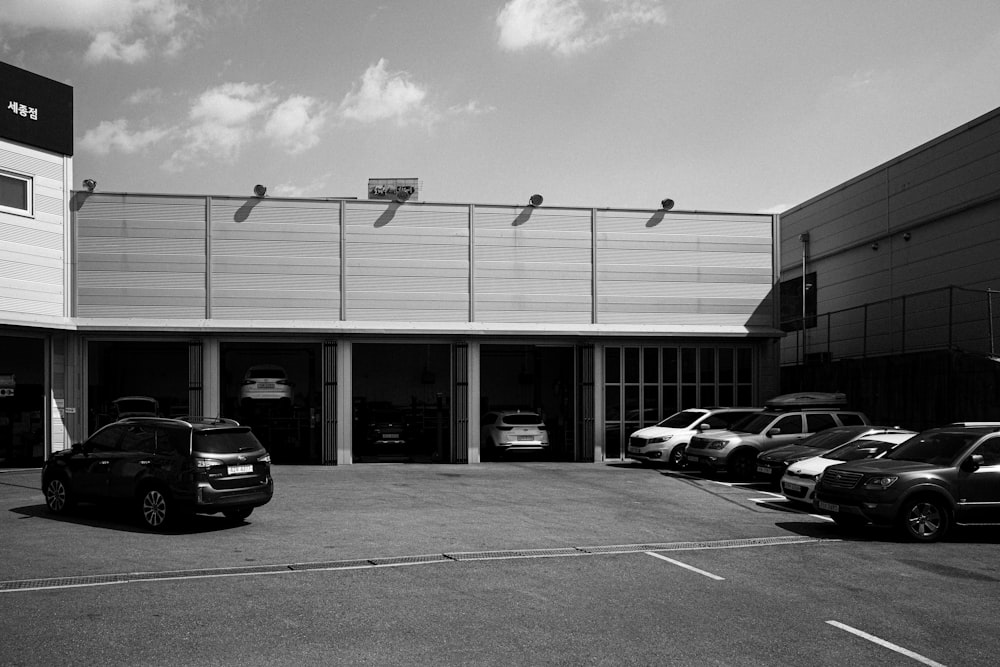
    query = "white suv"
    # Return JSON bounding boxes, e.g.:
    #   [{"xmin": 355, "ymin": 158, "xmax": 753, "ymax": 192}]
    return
[{"xmin": 627, "ymin": 407, "xmax": 761, "ymax": 467}]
